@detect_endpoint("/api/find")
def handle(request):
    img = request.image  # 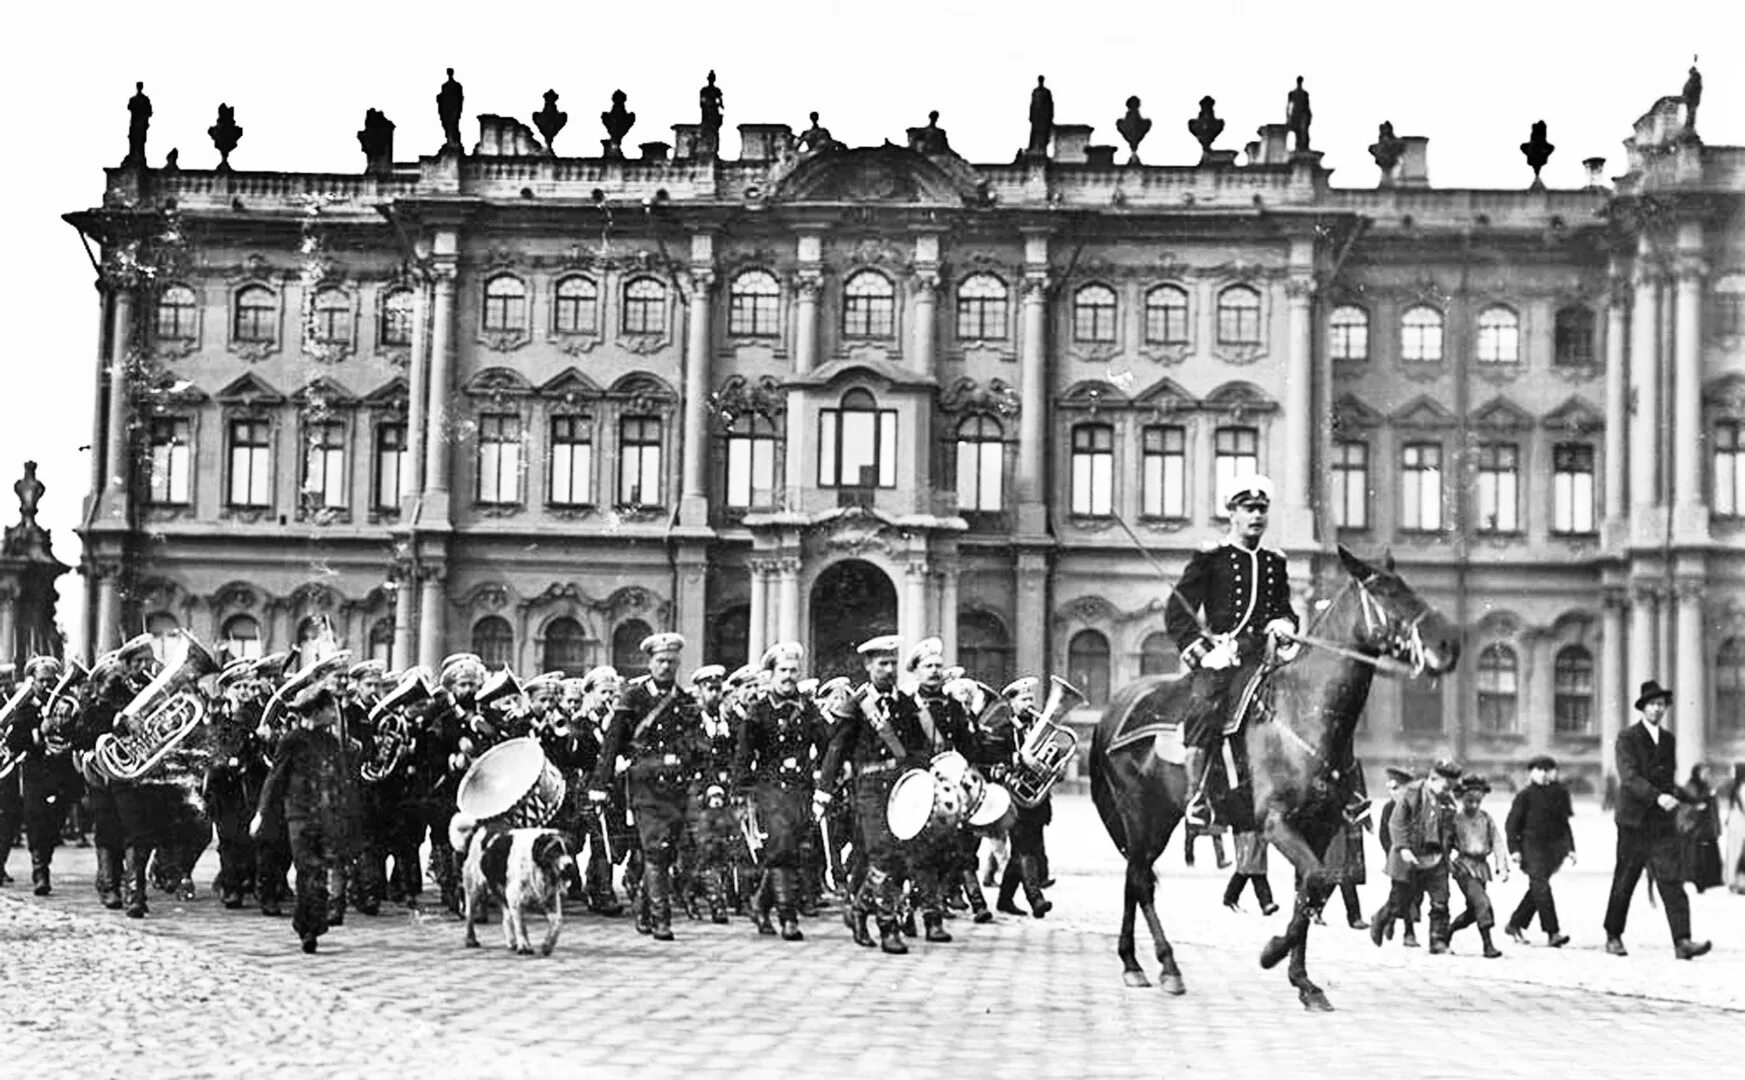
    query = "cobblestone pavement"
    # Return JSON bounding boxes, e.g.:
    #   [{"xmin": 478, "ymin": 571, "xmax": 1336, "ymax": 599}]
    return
[{"xmin": 4, "ymin": 796, "xmax": 1740, "ymax": 1080}]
